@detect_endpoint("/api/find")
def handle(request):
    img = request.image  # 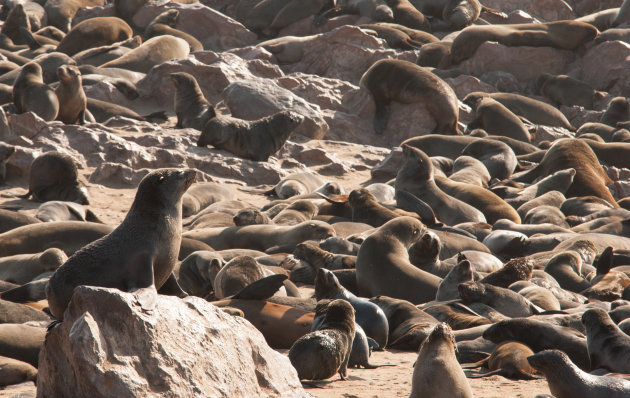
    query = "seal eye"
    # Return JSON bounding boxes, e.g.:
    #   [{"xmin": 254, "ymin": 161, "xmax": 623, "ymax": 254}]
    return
[
  {"xmin": 413, "ymin": 228, "xmax": 419, "ymax": 235},
  {"xmin": 158, "ymin": 175, "xmax": 165, "ymax": 184}
]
